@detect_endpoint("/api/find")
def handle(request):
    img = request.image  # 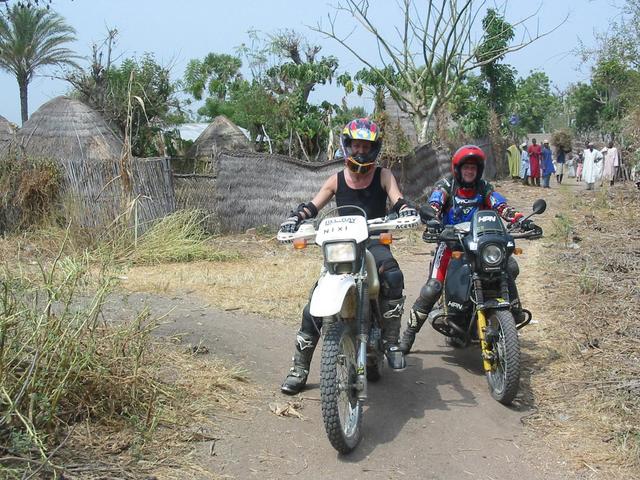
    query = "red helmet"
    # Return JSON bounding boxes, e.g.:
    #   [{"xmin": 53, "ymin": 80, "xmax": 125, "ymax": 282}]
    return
[{"xmin": 452, "ymin": 145, "xmax": 485, "ymax": 186}]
